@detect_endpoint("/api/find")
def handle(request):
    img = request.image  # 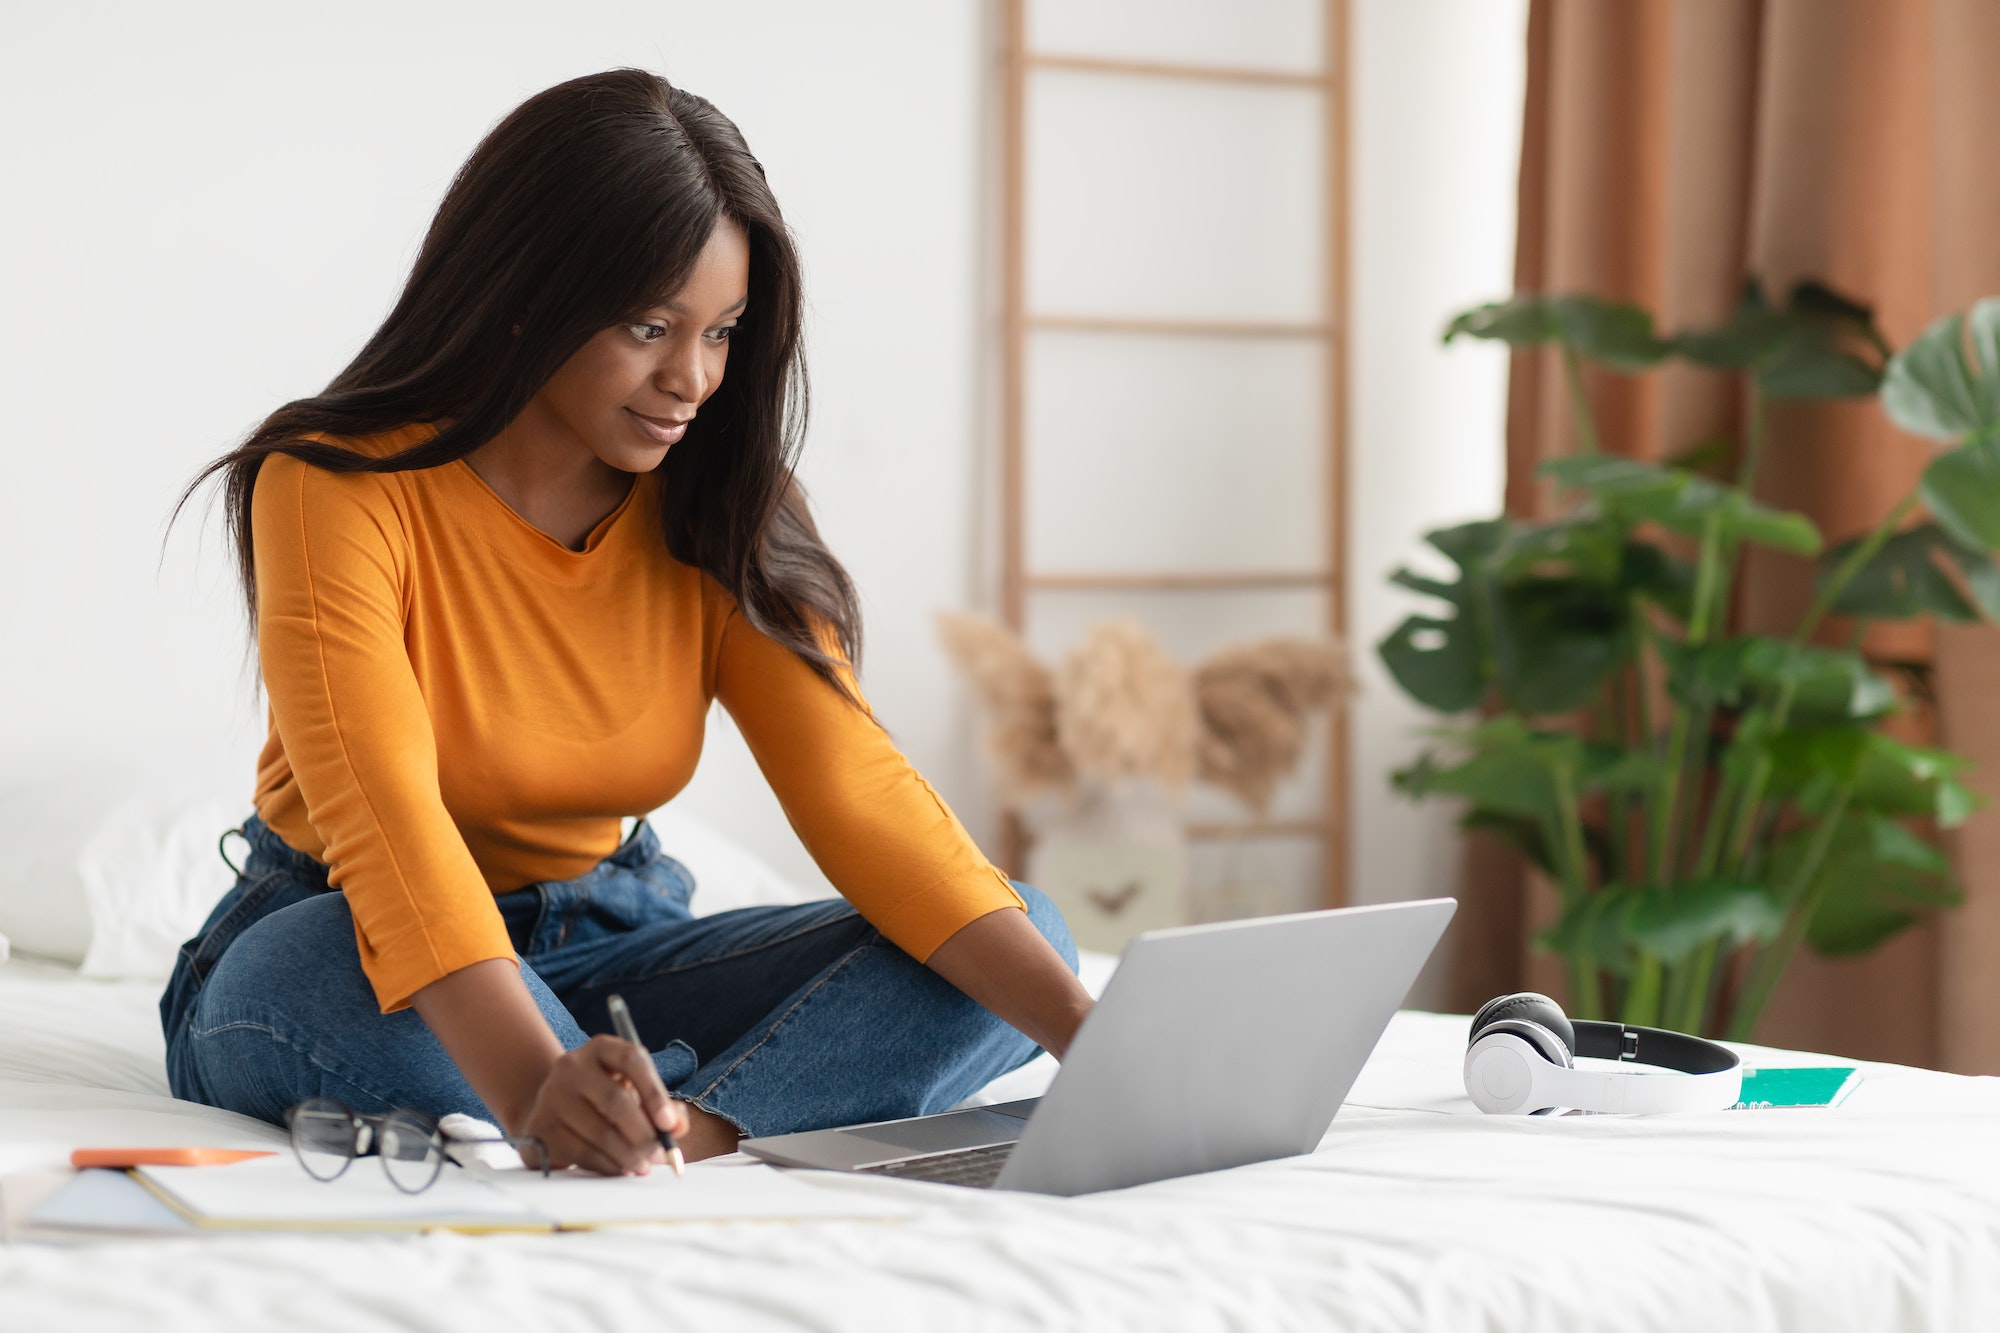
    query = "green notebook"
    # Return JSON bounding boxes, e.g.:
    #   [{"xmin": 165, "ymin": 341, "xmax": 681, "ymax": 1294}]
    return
[{"xmin": 1732, "ymin": 1066, "xmax": 1861, "ymax": 1109}]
